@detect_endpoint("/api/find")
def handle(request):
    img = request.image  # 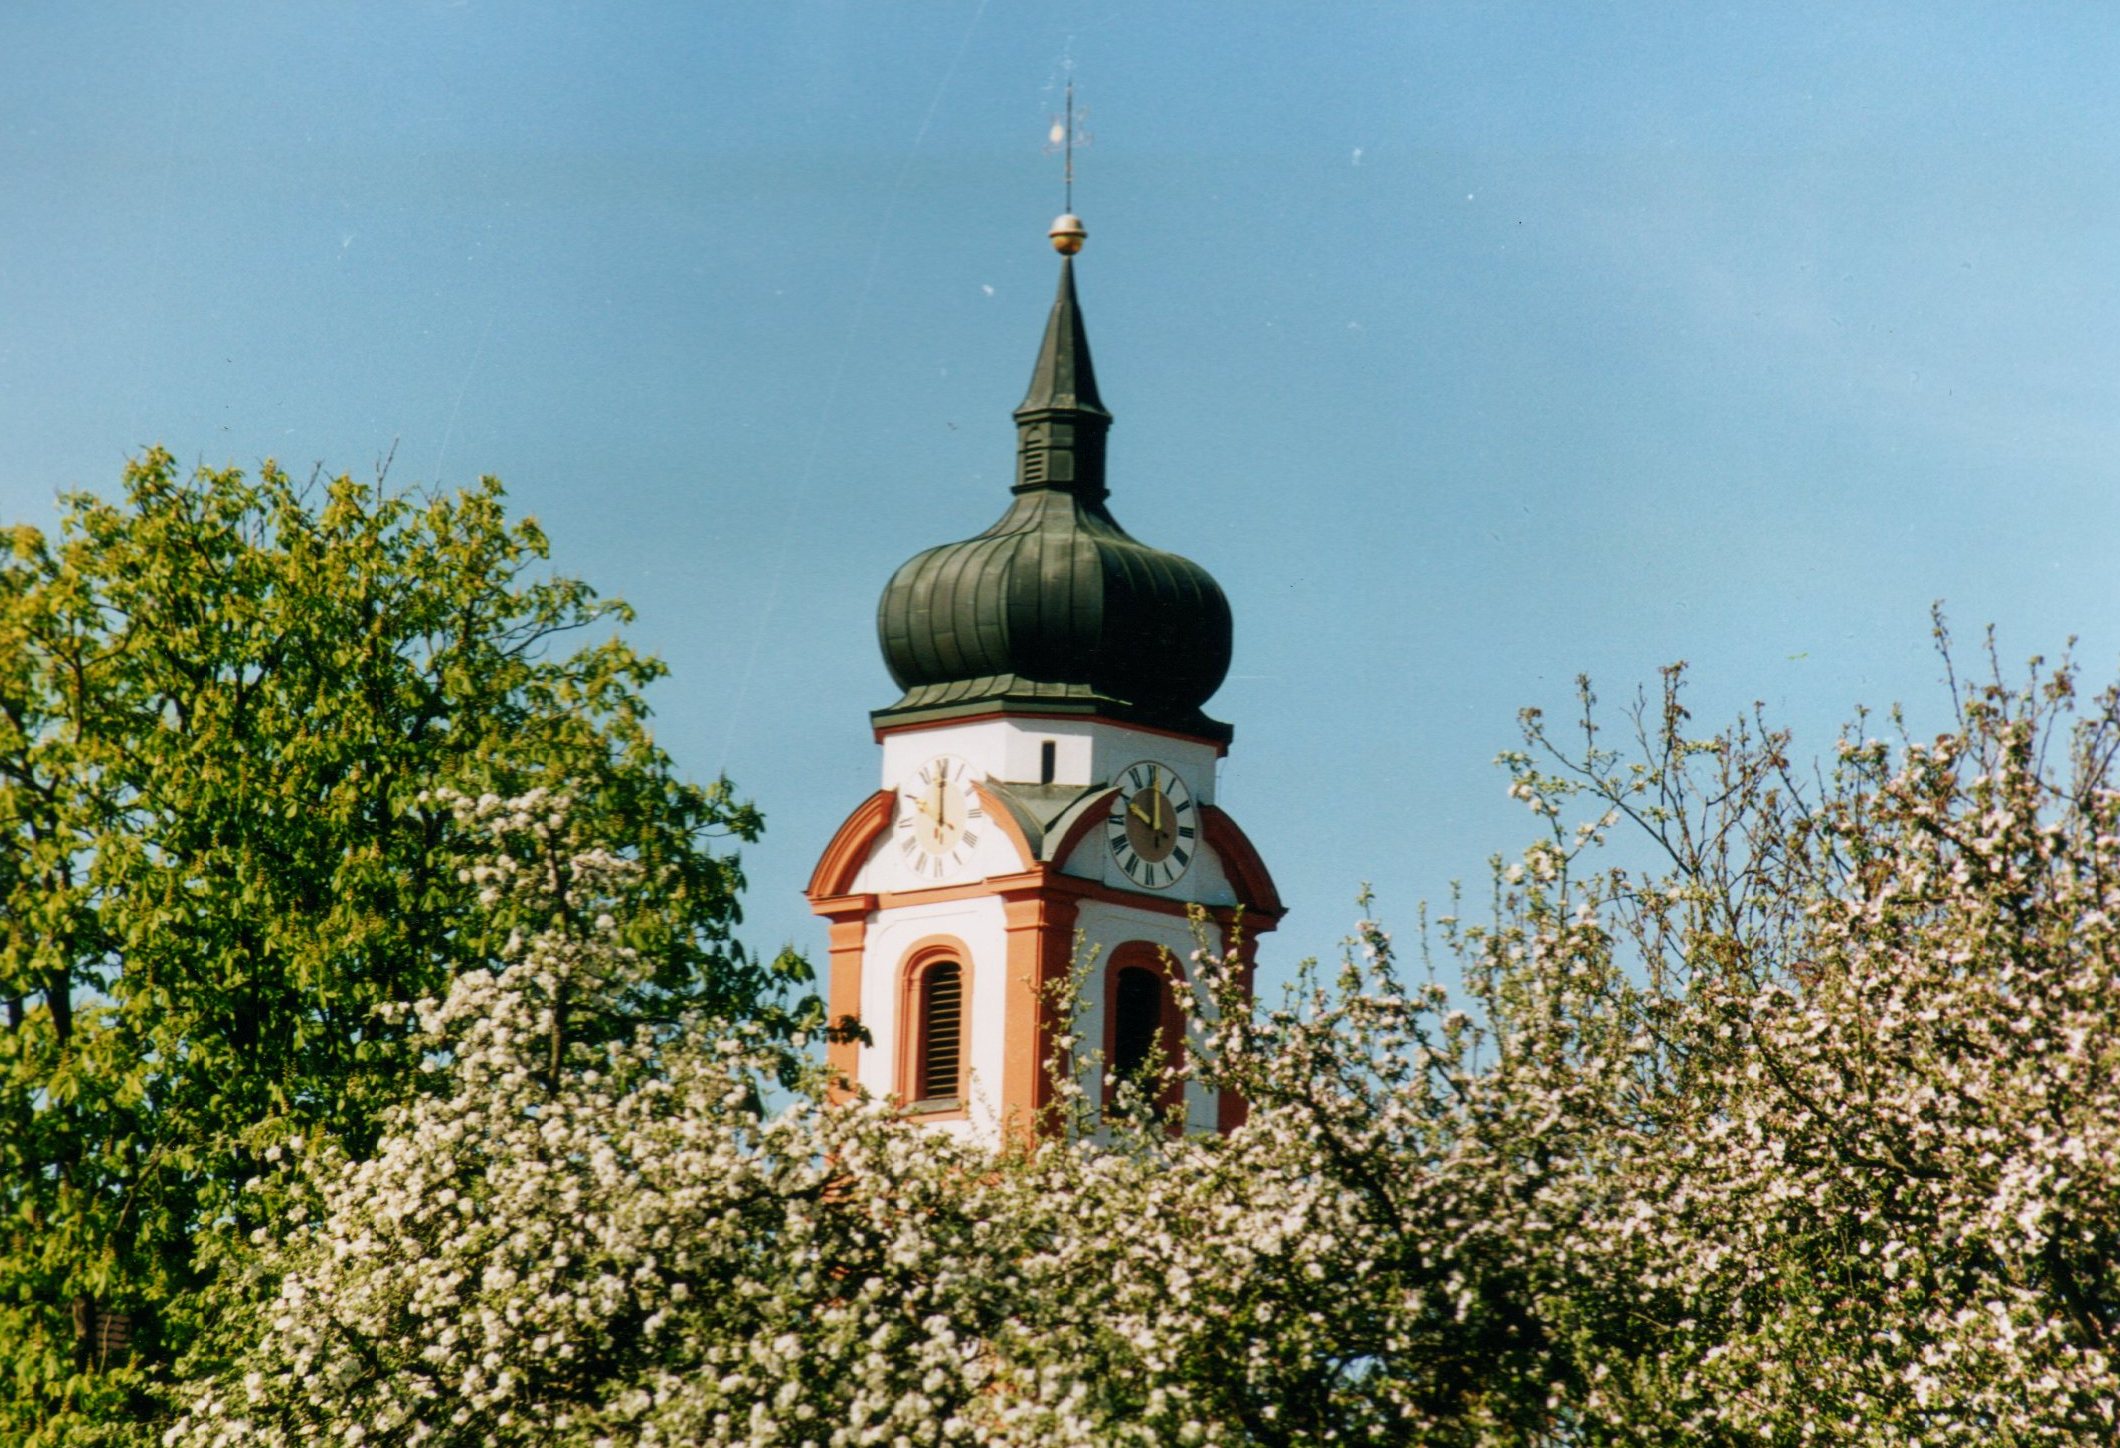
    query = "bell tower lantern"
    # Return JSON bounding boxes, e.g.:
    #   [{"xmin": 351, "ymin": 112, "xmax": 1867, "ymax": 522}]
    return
[{"xmin": 805, "ymin": 217, "xmax": 1282, "ymax": 1140}]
